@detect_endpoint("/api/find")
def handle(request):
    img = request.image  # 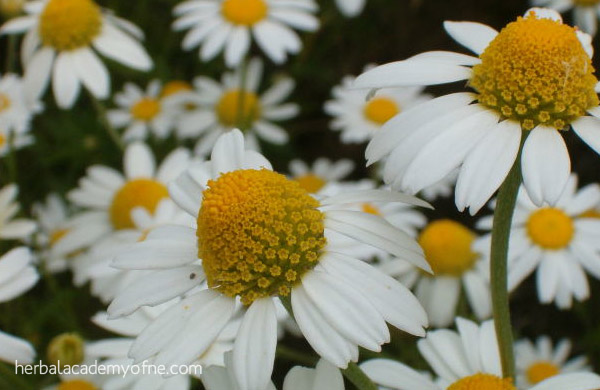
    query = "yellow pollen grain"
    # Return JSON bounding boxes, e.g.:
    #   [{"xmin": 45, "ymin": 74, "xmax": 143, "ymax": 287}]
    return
[
  {"xmin": 527, "ymin": 207, "xmax": 574, "ymax": 250},
  {"xmin": 109, "ymin": 179, "xmax": 169, "ymax": 230},
  {"xmin": 39, "ymin": 0, "xmax": 102, "ymax": 51},
  {"xmin": 217, "ymin": 89, "xmax": 261, "ymax": 127},
  {"xmin": 50, "ymin": 228, "xmax": 69, "ymax": 246},
  {"xmin": 222, "ymin": 0, "xmax": 268, "ymax": 26},
  {"xmin": 58, "ymin": 380, "xmax": 97, "ymax": 390},
  {"xmin": 294, "ymin": 174, "xmax": 326, "ymax": 193},
  {"xmin": 526, "ymin": 361, "xmax": 560, "ymax": 384},
  {"xmin": 197, "ymin": 169, "xmax": 326, "ymax": 305},
  {"xmin": 448, "ymin": 373, "xmax": 516, "ymax": 390},
  {"xmin": 361, "ymin": 203, "xmax": 381, "ymax": 216},
  {"xmin": 418, "ymin": 219, "xmax": 478, "ymax": 276},
  {"xmin": 161, "ymin": 81, "xmax": 193, "ymax": 98},
  {"xmin": 0, "ymin": 94, "xmax": 11, "ymax": 113},
  {"xmin": 470, "ymin": 13, "xmax": 599, "ymax": 130},
  {"xmin": 130, "ymin": 98, "xmax": 161, "ymax": 121},
  {"xmin": 363, "ymin": 97, "xmax": 400, "ymax": 125}
]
